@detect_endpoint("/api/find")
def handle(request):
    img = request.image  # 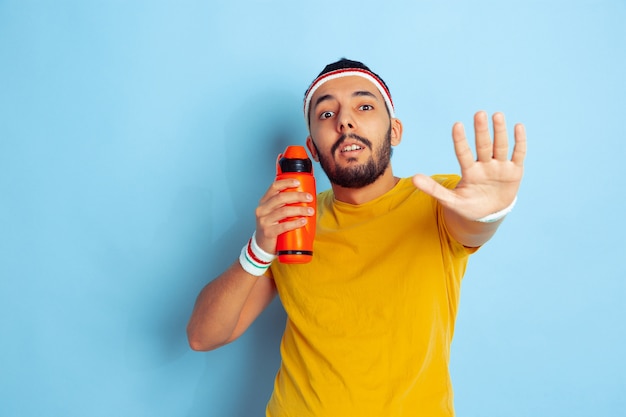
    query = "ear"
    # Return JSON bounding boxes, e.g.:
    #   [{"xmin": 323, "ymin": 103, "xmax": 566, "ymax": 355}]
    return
[
  {"xmin": 390, "ymin": 118, "xmax": 403, "ymax": 146},
  {"xmin": 306, "ymin": 136, "xmax": 320, "ymax": 162}
]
